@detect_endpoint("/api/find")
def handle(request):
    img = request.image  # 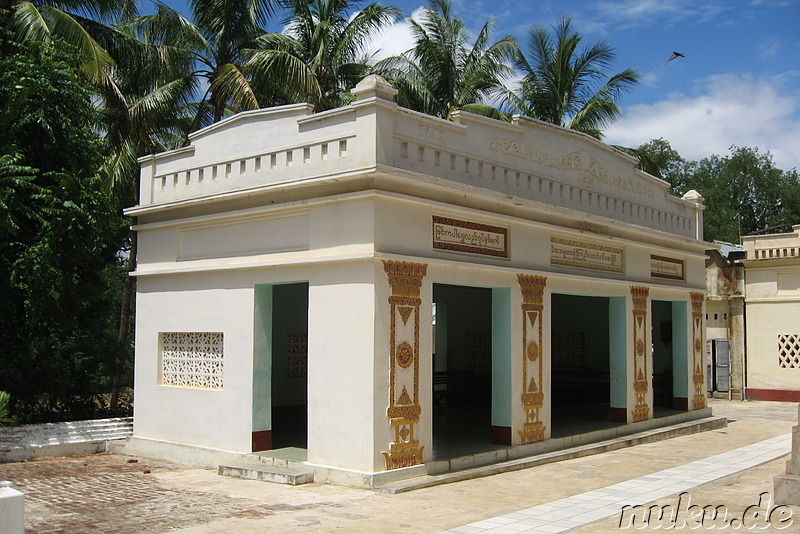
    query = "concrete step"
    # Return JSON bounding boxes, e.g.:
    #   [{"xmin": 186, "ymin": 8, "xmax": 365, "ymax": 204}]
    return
[
  {"xmin": 374, "ymin": 415, "xmax": 727, "ymax": 494},
  {"xmin": 218, "ymin": 462, "xmax": 314, "ymax": 485}
]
